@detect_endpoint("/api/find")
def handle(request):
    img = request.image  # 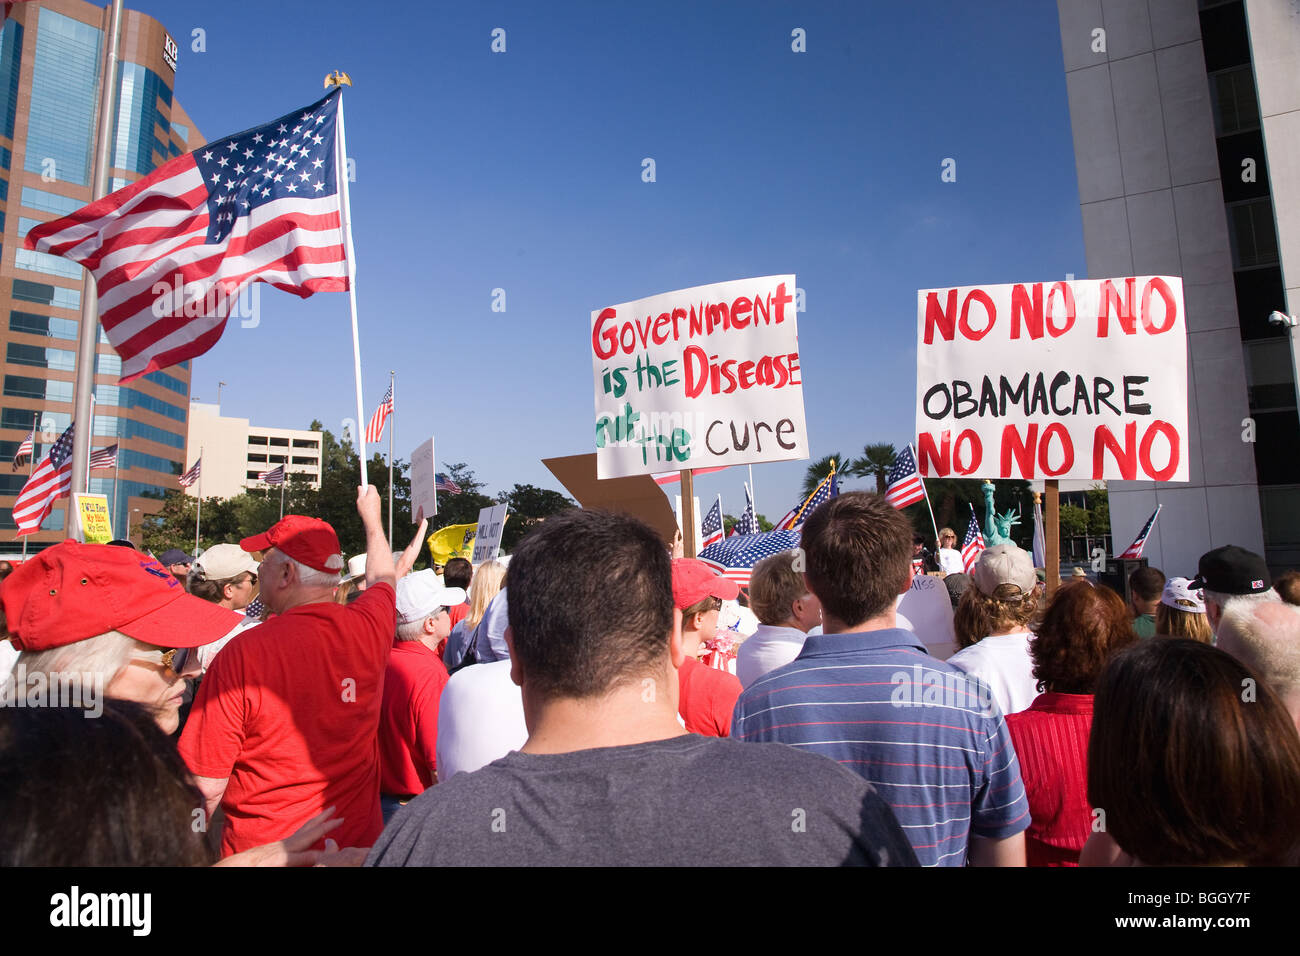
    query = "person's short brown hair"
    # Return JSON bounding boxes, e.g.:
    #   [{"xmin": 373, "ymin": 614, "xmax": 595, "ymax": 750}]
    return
[
  {"xmin": 801, "ymin": 492, "xmax": 911, "ymax": 627},
  {"xmin": 749, "ymin": 550, "xmax": 807, "ymax": 626},
  {"xmin": 1088, "ymin": 639, "xmax": 1300, "ymax": 866},
  {"xmin": 187, "ymin": 571, "xmax": 253, "ymax": 605},
  {"xmin": 953, "ymin": 585, "xmax": 1041, "ymax": 649},
  {"xmin": 506, "ymin": 509, "xmax": 672, "ymax": 700},
  {"xmin": 1273, "ymin": 570, "xmax": 1300, "ymax": 606},
  {"xmin": 1155, "ymin": 603, "xmax": 1213, "ymax": 643},
  {"xmin": 681, "ymin": 595, "xmax": 722, "ymax": 629},
  {"xmin": 1030, "ymin": 581, "xmax": 1136, "ymax": 693},
  {"xmin": 1129, "ymin": 566, "xmax": 1166, "ymax": 603}
]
